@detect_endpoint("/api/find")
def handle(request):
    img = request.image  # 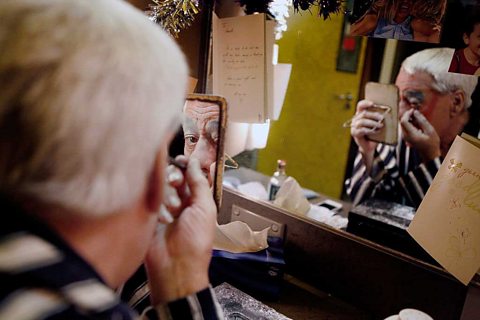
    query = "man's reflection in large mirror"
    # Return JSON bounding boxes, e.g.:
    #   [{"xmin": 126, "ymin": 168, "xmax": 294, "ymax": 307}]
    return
[{"xmin": 345, "ymin": 47, "xmax": 478, "ymax": 208}]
